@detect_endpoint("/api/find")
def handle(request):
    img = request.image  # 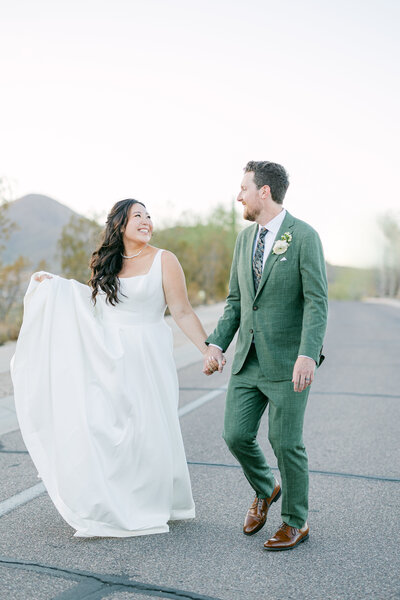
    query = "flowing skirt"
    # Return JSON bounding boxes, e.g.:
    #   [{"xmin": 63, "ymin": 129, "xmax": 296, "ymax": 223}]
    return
[{"xmin": 11, "ymin": 275, "xmax": 195, "ymax": 537}]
